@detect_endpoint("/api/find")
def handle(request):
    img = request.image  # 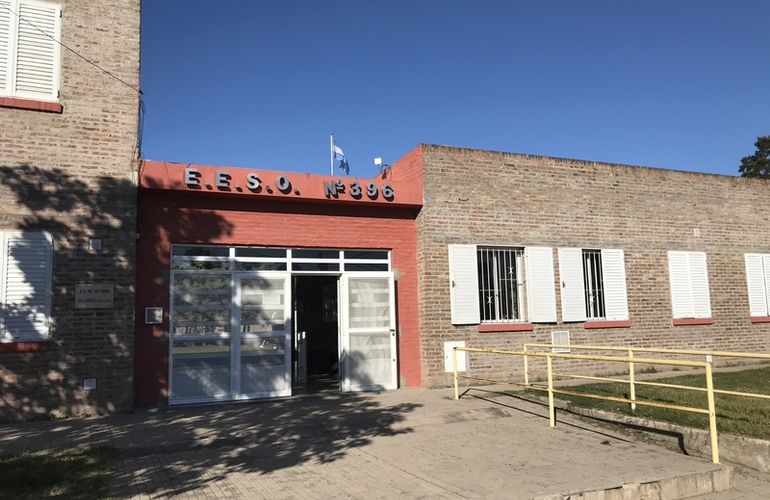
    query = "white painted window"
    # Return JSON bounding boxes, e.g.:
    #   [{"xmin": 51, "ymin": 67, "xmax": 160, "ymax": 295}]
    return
[
  {"xmin": 448, "ymin": 245, "xmax": 556, "ymax": 325},
  {"xmin": 668, "ymin": 251, "xmax": 711, "ymax": 319},
  {"xmin": 0, "ymin": 0, "xmax": 61, "ymax": 102},
  {"xmin": 0, "ymin": 231, "xmax": 53, "ymax": 341},
  {"xmin": 744, "ymin": 254, "xmax": 770, "ymax": 317},
  {"xmin": 558, "ymin": 248, "xmax": 629, "ymax": 322}
]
